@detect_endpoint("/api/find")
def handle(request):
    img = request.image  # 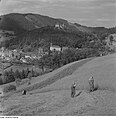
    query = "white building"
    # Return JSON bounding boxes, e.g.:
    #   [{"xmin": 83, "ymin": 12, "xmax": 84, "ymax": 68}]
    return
[
  {"xmin": 50, "ymin": 43, "xmax": 61, "ymax": 52},
  {"xmin": 55, "ymin": 23, "xmax": 65, "ymax": 29},
  {"xmin": 20, "ymin": 57, "xmax": 28, "ymax": 63}
]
